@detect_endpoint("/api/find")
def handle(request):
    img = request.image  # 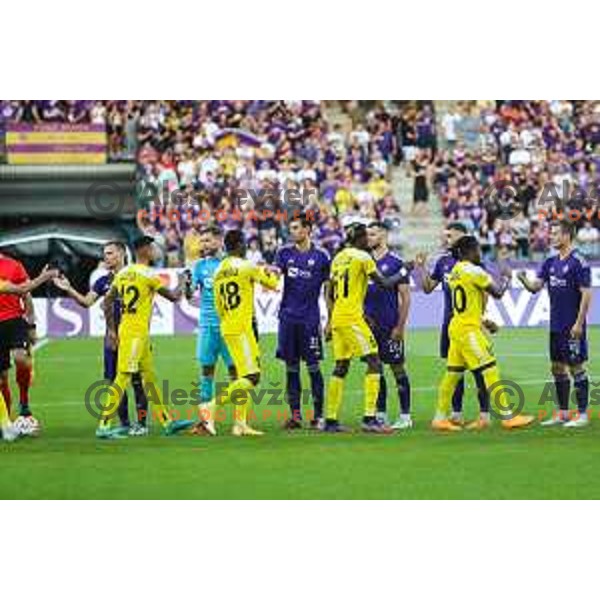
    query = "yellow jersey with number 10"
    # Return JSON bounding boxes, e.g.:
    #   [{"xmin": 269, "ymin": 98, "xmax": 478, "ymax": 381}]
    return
[
  {"xmin": 330, "ymin": 247, "xmax": 377, "ymax": 327},
  {"xmin": 213, "ymin": 256, "xmax": 279, "ymax": 335},
  {"xmin": 447, "ymin": 261, "xmax": 492, "ymax": 332},
  {"xmin": 111, "ymin": 264, "xmax": 163, "ymax": 338}
]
